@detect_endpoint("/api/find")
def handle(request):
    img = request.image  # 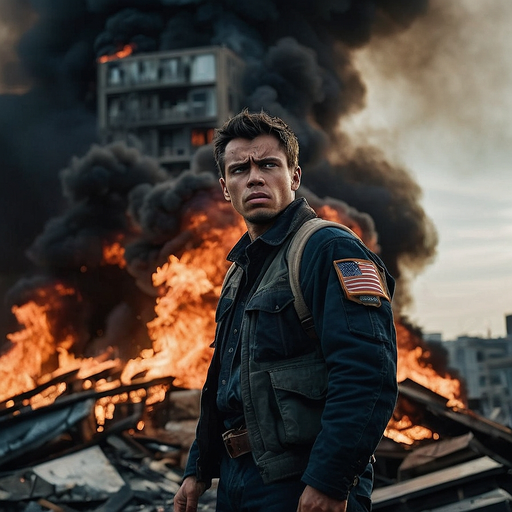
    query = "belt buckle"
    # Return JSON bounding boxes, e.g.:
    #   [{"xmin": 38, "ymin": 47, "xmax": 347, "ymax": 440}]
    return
[{"xmin": 222, "ymin": 426, "xmax": 250, "ymax": 458}]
